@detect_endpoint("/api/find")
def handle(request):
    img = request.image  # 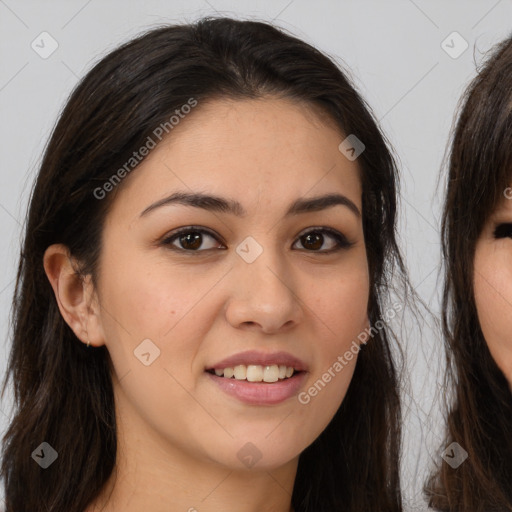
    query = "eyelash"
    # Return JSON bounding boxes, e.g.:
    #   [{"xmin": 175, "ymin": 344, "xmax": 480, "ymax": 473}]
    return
[
  {"xmin": 494, "ymin": 223, "xmax": 512, "ymax": 238},
  {"xmin": 161, "ymin": 226, "xmax": 355, "ymax": 255}
]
